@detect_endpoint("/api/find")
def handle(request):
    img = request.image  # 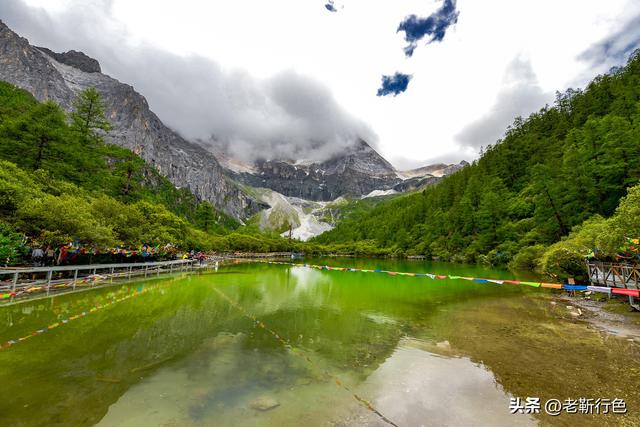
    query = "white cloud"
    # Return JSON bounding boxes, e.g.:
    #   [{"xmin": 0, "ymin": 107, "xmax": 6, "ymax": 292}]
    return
[
  {"xmin": 9, "ymin": 0, "xmax": 639, "ymax": 167},
  {"xmin": 455, "ymin": 56, "xmax": 552, "ymax": 150},
  {"xmin": 579, "ymin": 14, "xmax": 640, "ymax": 70}
]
